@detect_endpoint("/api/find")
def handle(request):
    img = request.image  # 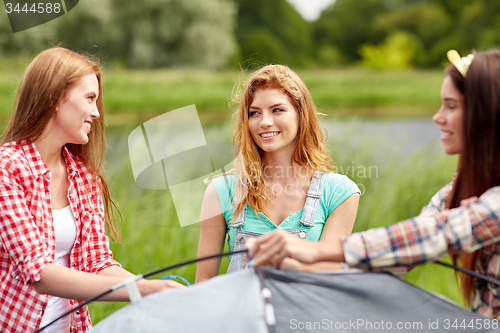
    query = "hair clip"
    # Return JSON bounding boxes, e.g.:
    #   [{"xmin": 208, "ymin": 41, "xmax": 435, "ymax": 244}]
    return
[{"xmin": 447, "ymin": 50, "xmax": 474, "ymax": 77}]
